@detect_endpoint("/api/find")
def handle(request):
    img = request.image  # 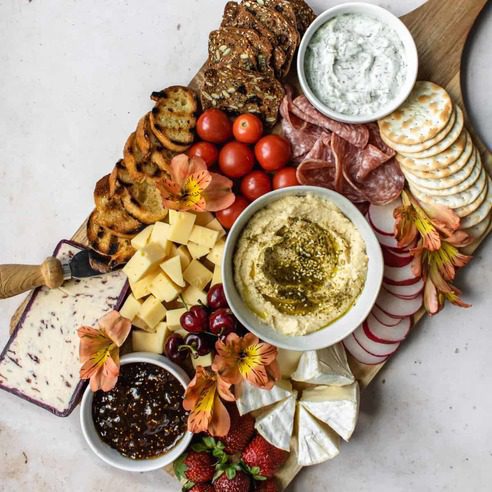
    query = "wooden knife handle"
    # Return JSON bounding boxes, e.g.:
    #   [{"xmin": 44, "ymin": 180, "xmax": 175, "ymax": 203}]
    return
[{"xmin": 0, "ymin": 257, "xmax": 65, "ymax": 299}]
